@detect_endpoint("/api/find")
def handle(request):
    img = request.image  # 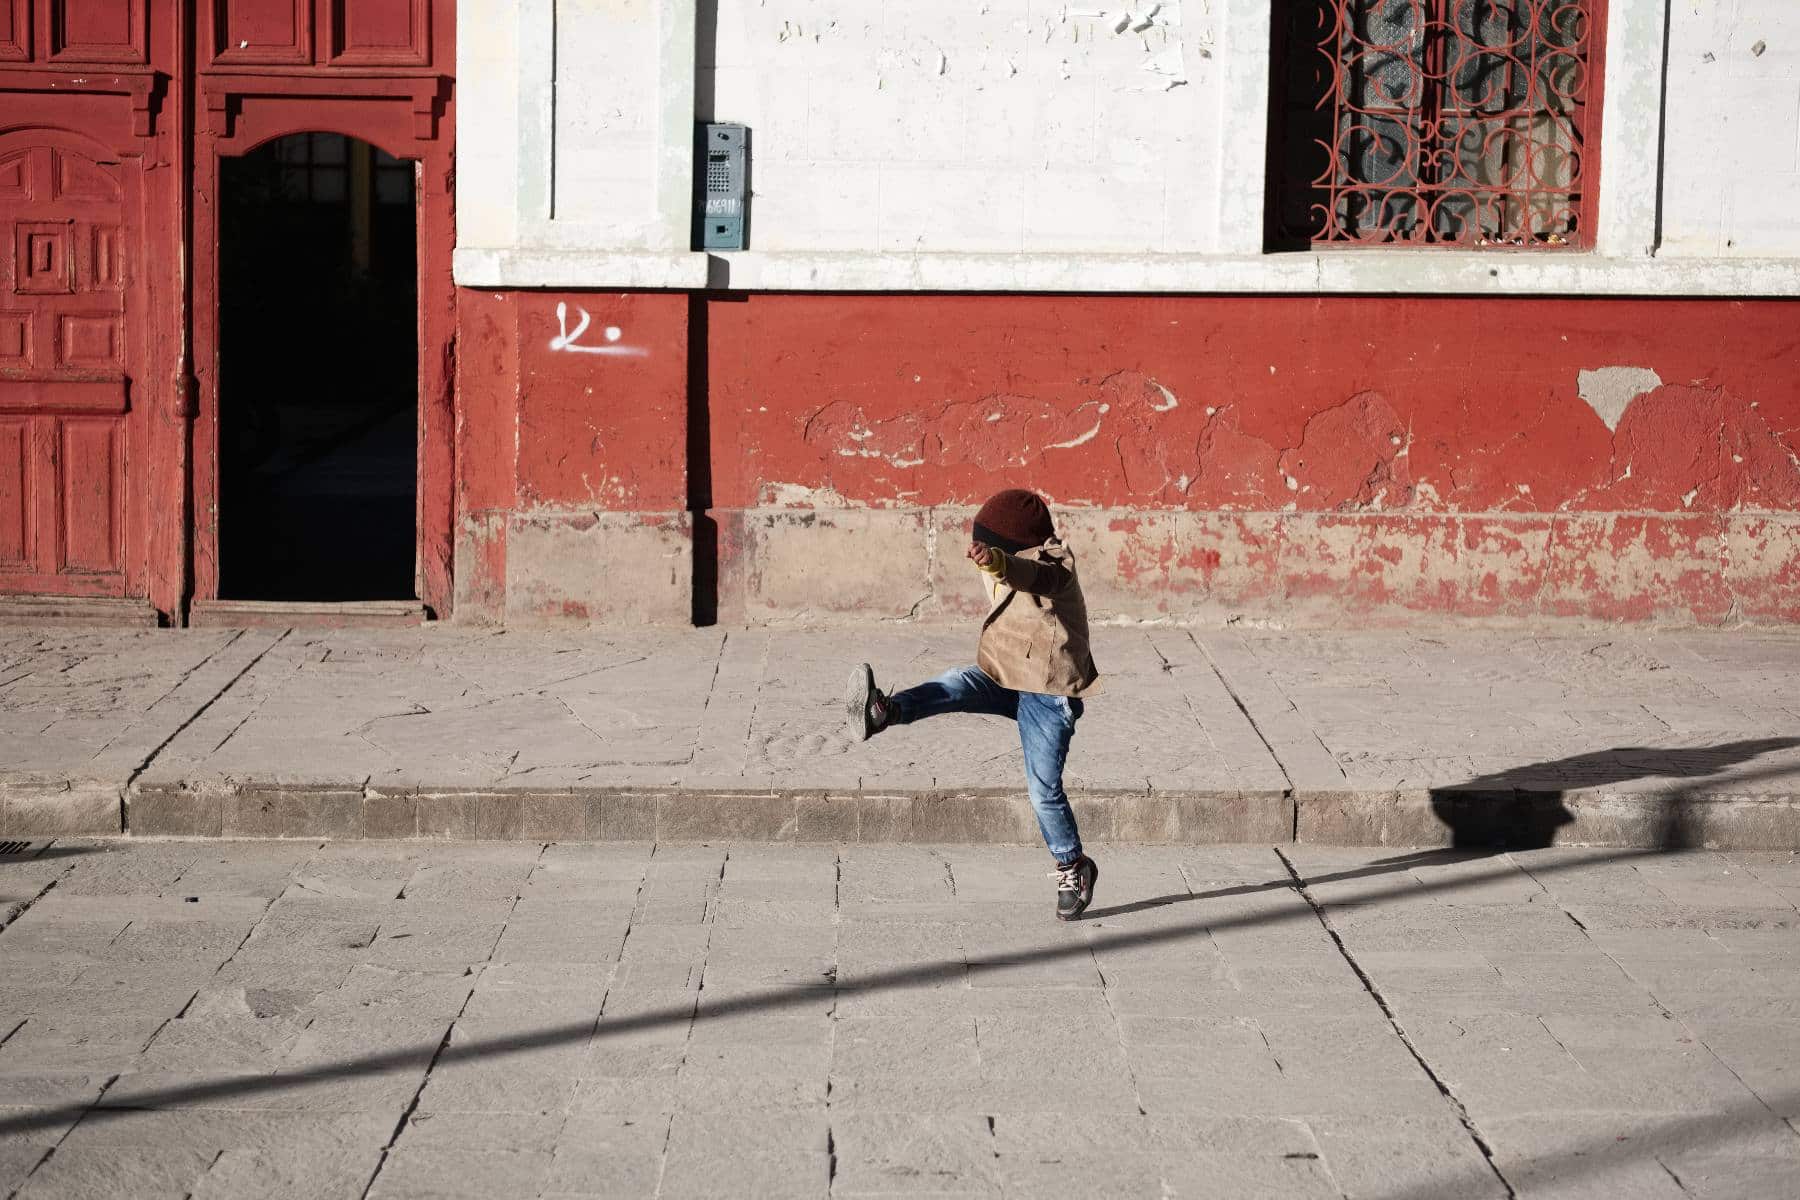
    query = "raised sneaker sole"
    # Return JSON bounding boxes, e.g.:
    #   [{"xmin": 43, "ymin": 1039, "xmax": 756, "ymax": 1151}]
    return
[{"xmin": 847, "ymin": 663, "xmax": 876, "ymax": 742}]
